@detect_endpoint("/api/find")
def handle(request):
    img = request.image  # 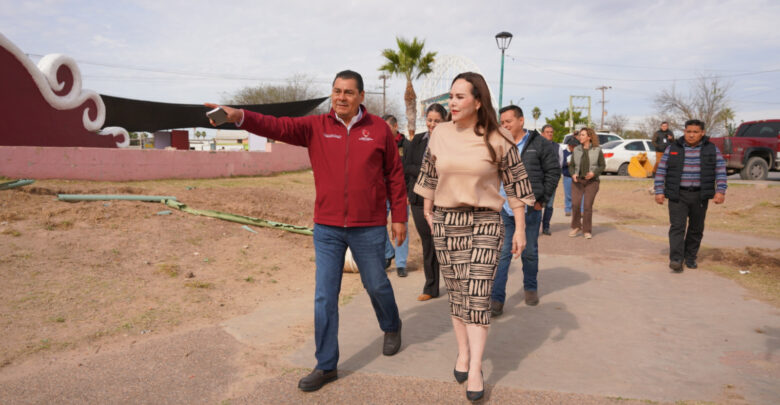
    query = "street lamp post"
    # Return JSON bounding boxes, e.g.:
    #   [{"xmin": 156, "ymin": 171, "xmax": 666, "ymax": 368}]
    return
[{"xmin": 495, "ymin": 31, "xmax": 513, "ymax": 110}]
